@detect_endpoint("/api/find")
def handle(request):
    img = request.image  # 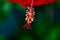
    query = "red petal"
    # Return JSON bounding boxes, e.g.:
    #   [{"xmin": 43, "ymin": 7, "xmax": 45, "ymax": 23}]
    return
[{"xmin": 9, "ymin": 0, "xmax": 56, "ymax": 7}]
